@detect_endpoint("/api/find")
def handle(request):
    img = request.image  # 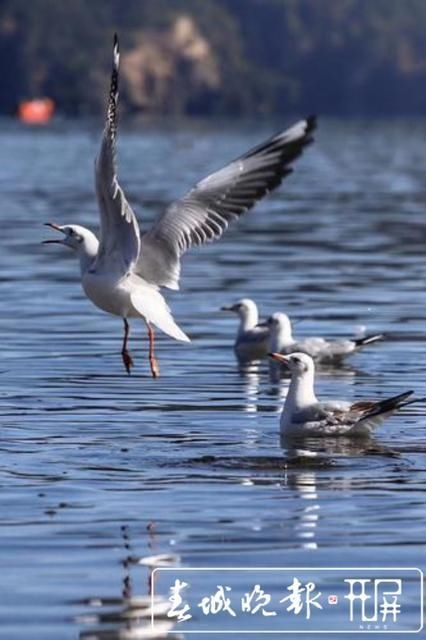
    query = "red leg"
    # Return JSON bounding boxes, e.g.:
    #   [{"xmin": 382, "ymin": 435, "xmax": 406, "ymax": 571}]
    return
[
  {"xmin": 145, "ymin": 321, "xmax": 160, "ymax": 378},
  {"xmin": 121, "ymin": 318, "xmax": 134, "ymax": 375}
]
